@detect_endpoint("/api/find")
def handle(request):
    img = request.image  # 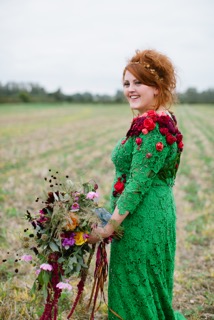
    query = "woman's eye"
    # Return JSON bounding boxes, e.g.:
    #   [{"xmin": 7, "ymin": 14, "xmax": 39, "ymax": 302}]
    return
[
  {"xmin": 135, "ymin": 81, "xmax": 142, "ymax": 85},
  {"xmin": 123, "ymin": 82, "xmax": 129, "ymax": 87}
]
